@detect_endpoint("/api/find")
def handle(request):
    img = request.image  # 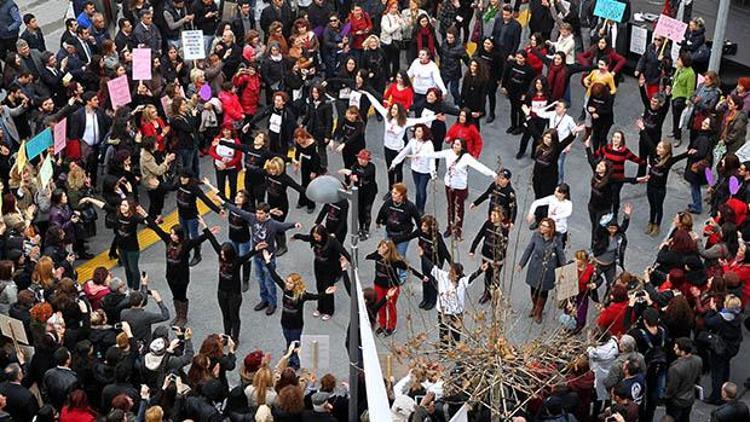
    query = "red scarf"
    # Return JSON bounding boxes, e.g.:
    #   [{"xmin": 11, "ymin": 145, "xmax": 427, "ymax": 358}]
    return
[
  {"xmin": 416, "ymin": 27, "xmax": 435, "ymax": 56},
  {"xmin": 547, "ymin": 62, "xmax": 567, "ymax": 101}
]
